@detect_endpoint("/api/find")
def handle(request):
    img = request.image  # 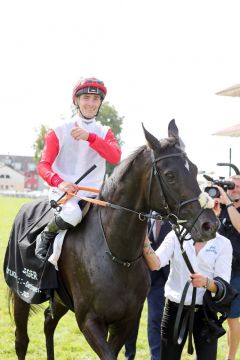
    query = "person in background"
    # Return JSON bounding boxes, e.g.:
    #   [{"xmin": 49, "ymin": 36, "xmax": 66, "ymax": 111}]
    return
[
  {"xmin": 125, "ymin": 218, "xmax": 171, "ymax": 360},
  {"xmin": 216, "ymin": 175, "xmax": 240, "ymax": 360},
  {"xmin": 142, "ymin": 219, "xmax": 233, "ymax": 360},
  {"xmin": 35, "ymin": 77, "xmax": 121, "ymax": 261}
]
